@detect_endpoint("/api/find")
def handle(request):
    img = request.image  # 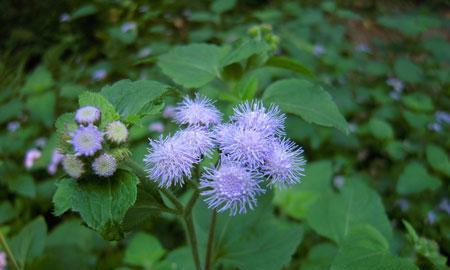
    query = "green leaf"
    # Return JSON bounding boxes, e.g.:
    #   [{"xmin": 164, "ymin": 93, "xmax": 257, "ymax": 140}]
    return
[
  {"xmin": 124, "ymin": 232, "xmax": 166, "ymax": 268},
  {"xmin": 274, "ymin": 160, "xmax": 333, "ymax": 219},
  {"xmin": 306, "ymin": 179, "xmax": 392, "ymax": 244},
  {"xmin": 21, "ymin": 65, "xmax": 54, "ymax": 93},
  {"xmin": 396, "ymin": 162, "xmax": 441, "ymax": 195},
  {"xmin": 7, "ymin": 174, "xmax": 36, "ymax": 198},
  {"xmin": 100, "ymin": 79, "xmax": 169, "ymax": 119},
  {"xmin": 331, "ymin": 225, "xmax": 419, "ymax": 270},
  {"xmin": 0, "ymin": 99, "xmax": 22, "ymax": 124},
  {"xmin": 194, "ymin": 192, "xmax": 303, "ymax": 270},
  {"xmin": 265, "ymin": 56, "xmax": 313, "ymax": 77},
  {"xmin": 79, "ymin": 91, "xmax": 120, "ymax": 128},
  {"xmin": 71, "ymin": 4, "xmax": 97, "ymax": 19},
  {"xmin": 221, "ymin": 39, "xmax": 271, "ymax": 67},
  {"xmin": 401, "ymin": 93, "xmax": 434, "ymax": 112},
  {"xmin": 0, "ymin": 201, "xmax": 17, "ymax": 223},
  {"xmin": 426, "ymin": 144, "xmax": 450, "ymax": 177},
  {"xmin": 263, "ymin": 79, "xmax": 349, "ymax": 134},
  {"xmin": 10, "ymin": 216, "xmax": 47, "ymax": 266},
  {"xmin": 25, "ymin": 91, "xmax": 56, "ymax": 127},
  {"xmin": 158, "ymin": 43, "xmax": 227, "ymax": 88},
  {"xmin": 394, "ymin": 58, "xmax": 423, "ymax": 83},
  {"xmin": 52, "ymin": 170, "xmax": 138, "ymax": 240},
  {"xmin": 211, "ymin": 0, "xmax": 237, "ymax": 13},
  {"xmin": 367, "ymin": 118, "xmax": 394, "ymax": 140},
  {"xmin": 303, "ymin": 243, "xmax": 338, "ymax": 270}
]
